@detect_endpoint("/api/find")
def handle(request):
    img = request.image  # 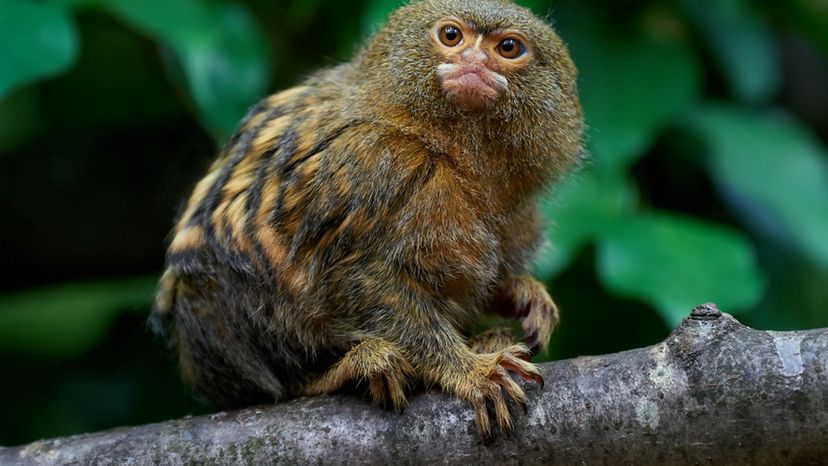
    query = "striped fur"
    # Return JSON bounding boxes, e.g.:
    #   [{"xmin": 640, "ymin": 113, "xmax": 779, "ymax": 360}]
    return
[{"xmin": 152, "ymin": 0, "xmax": 583, "ymax": 436}]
